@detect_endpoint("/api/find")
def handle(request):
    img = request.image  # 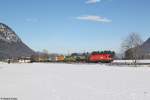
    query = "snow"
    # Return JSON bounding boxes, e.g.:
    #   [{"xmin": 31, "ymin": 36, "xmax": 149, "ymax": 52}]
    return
[
  {"xmin": 113, "ymin": 60, "xmax": 150, "ymax": 64},
  {"xmin": 0, "ymin": 63, "xmax": 150, "ymax": 100}
]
